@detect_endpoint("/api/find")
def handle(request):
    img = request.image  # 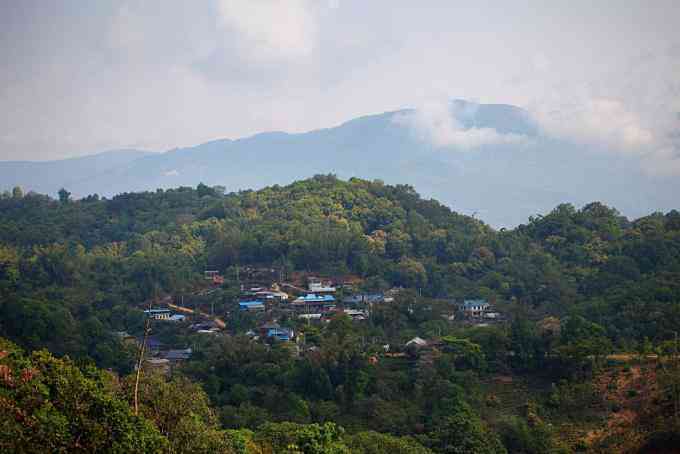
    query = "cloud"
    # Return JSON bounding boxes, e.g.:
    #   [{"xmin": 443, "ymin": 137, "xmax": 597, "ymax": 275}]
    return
[
  {"xmin": 534, "ymin": 98, "xmax": 655, "ymax": 152},
  {"xmin": 642, "ymin": 146, "xmax": 680, "ymax": 176},
  {"xmin": 163, "ymin": 169, "xmax": 180, "ymax": 177},
  {"xmin": 521, "ymin": 46, "xmax": 680, "ymax": 175},
  {"xmin": 216, "ymin": 0, "xmax": 318, "ymax": 62},
  {"xmin": 393, "ymin": 100, "xmax": 530, "ymax": 150}
]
